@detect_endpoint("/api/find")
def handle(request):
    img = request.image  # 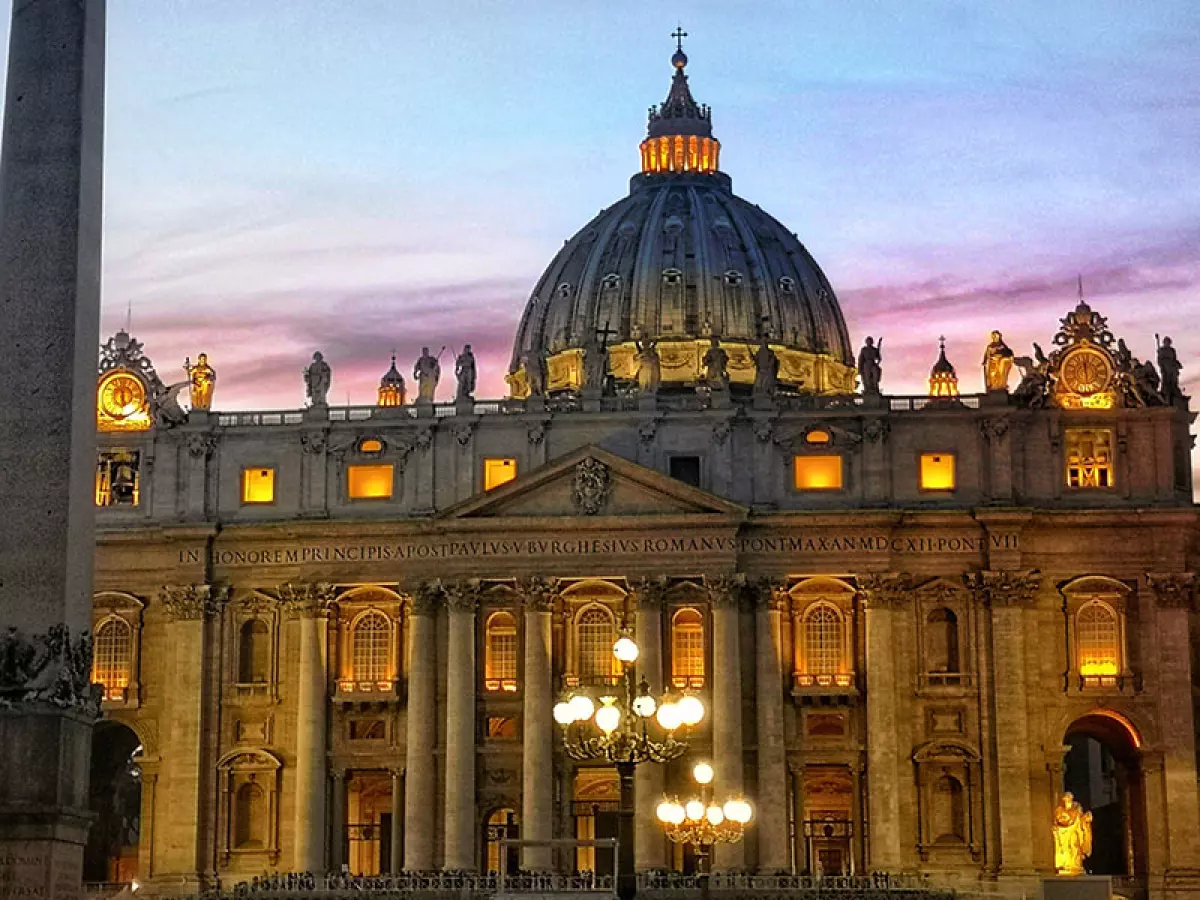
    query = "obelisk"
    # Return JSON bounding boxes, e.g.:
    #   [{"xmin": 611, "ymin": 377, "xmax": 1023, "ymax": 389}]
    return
[{"xmin": 0, "ymin": 2, "xmax": 106, "ymax": 899}]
